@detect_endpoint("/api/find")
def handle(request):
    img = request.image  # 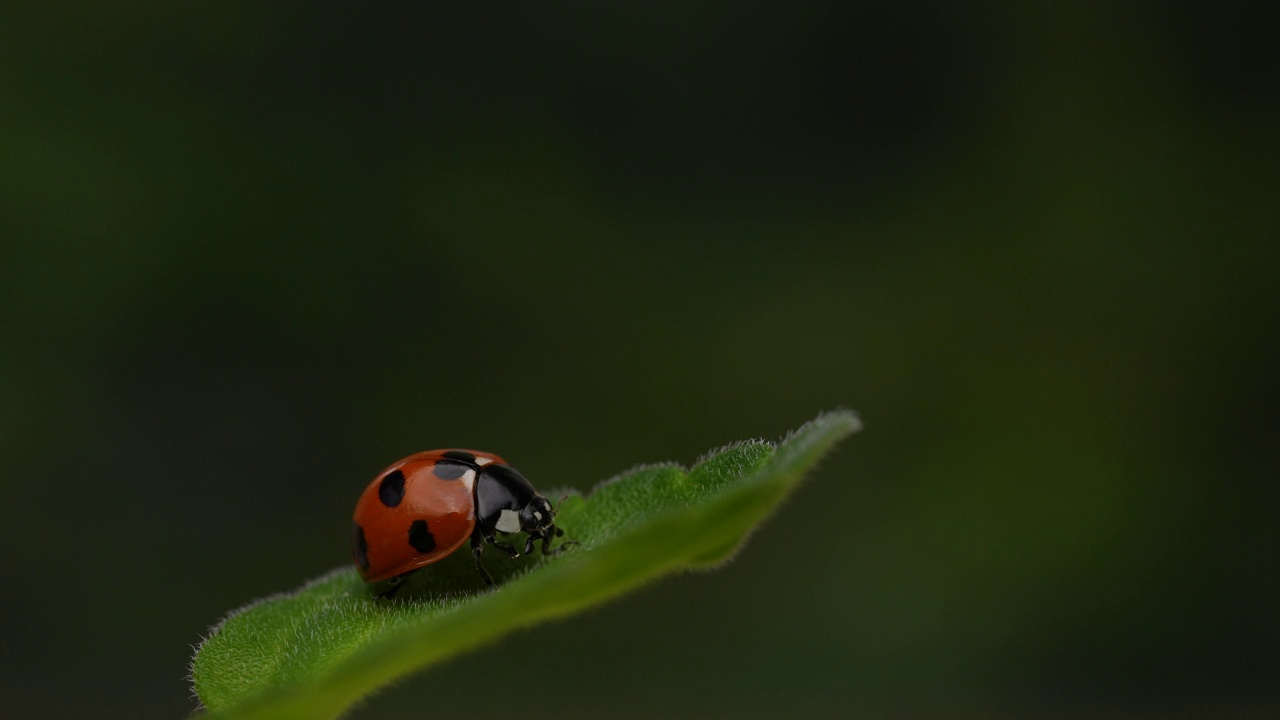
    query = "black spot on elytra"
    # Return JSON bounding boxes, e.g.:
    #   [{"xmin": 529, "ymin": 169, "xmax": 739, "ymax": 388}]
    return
[
  {"xmin": 432, "ymin": 461, "xmax": 468, "ymax": 480},
  {"xmin": 443, "ymin": 450, "xmax": 477, "ymax": 464},
  {"xmin": 352, "ymin": 523, "xmax": 369, "ymax": 571},
  {"xmin": 408, "ymin": 519, "xmax": 437, "ymax": 553},
  {"xmin": 378, "ymin": 470, "xmax": 406, "ymax": 507}
]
